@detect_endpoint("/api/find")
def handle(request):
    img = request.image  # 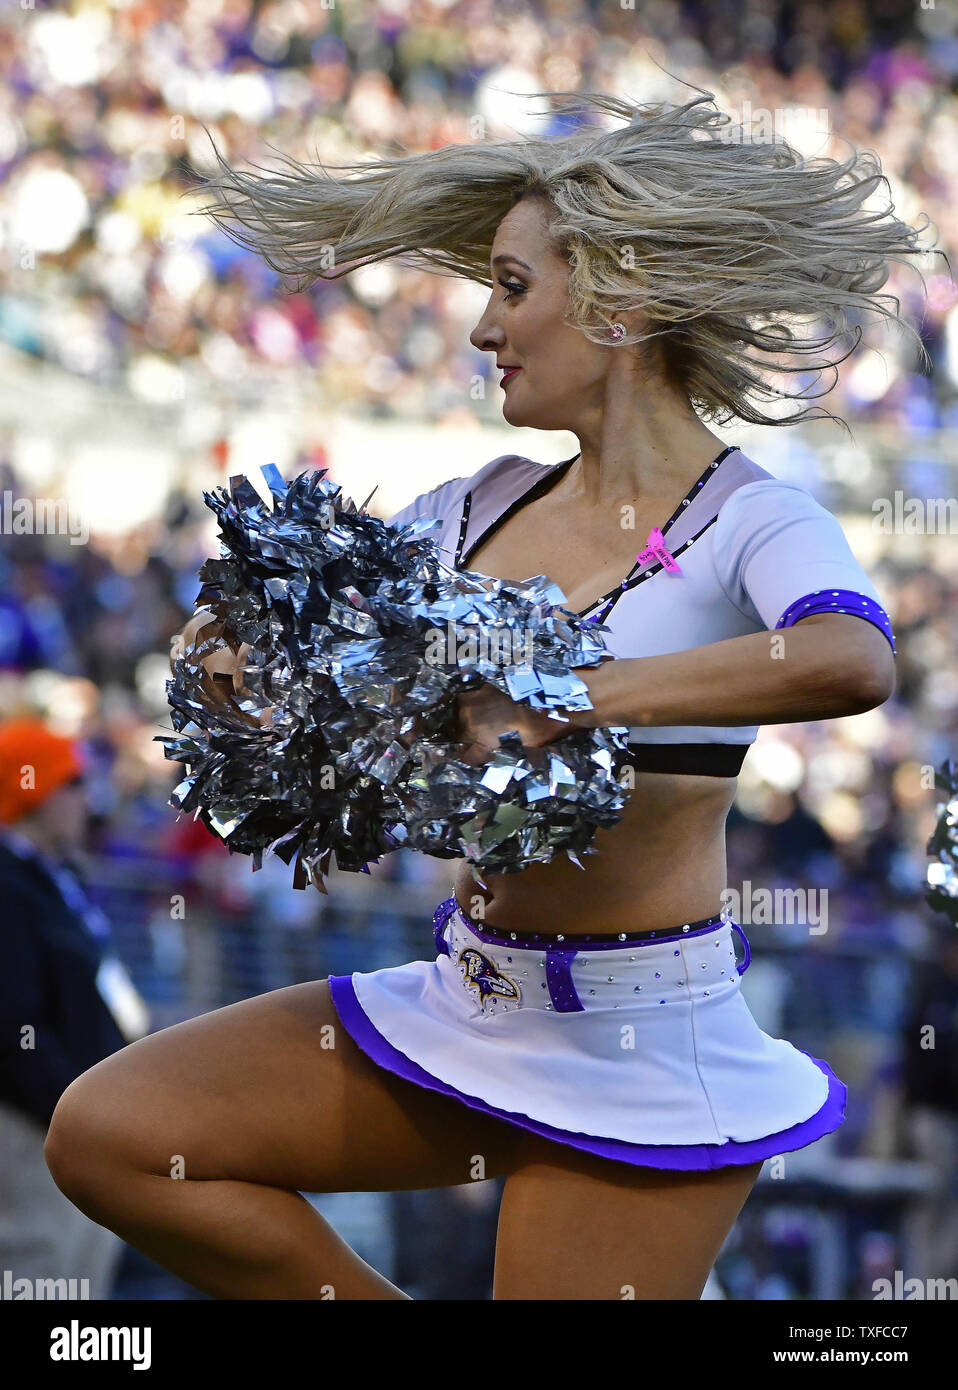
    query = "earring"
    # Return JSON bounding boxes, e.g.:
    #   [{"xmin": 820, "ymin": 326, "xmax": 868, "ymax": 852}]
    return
[{"xmin": 609, "ymin": 322, "xmax": 626, "ymax": 340}]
